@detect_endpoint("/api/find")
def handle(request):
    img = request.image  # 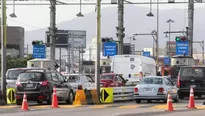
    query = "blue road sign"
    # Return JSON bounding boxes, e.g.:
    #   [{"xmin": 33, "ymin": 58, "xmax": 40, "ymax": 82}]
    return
[
  {"xmin": 176, "ymin": 41, "xmax": 189, "ymax": 55},
  {"xmin": 164, "ymin": 57, "xmax": 170, "ymax": 65},
  {"xmin": 103, "ymin": 42, "xmax": 117, "ymax": 56},
  {"xmin": 143, "ymin": 52, "xmax": 151, "ymax": 57},
  {"xmin": 32, "ymin": 45, "xmax": 46, "ymax": 58}
]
